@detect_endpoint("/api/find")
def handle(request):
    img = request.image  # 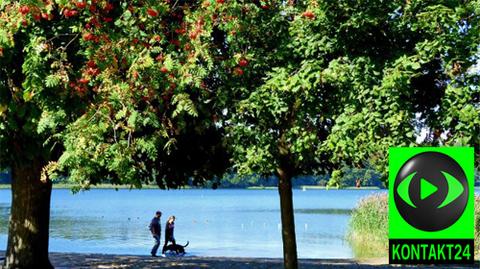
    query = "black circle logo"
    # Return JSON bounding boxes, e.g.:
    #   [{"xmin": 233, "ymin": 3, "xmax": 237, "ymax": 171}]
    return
[{"xmin": 394, "ymin": 151, "xmax": 468, "ymax": 231}]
